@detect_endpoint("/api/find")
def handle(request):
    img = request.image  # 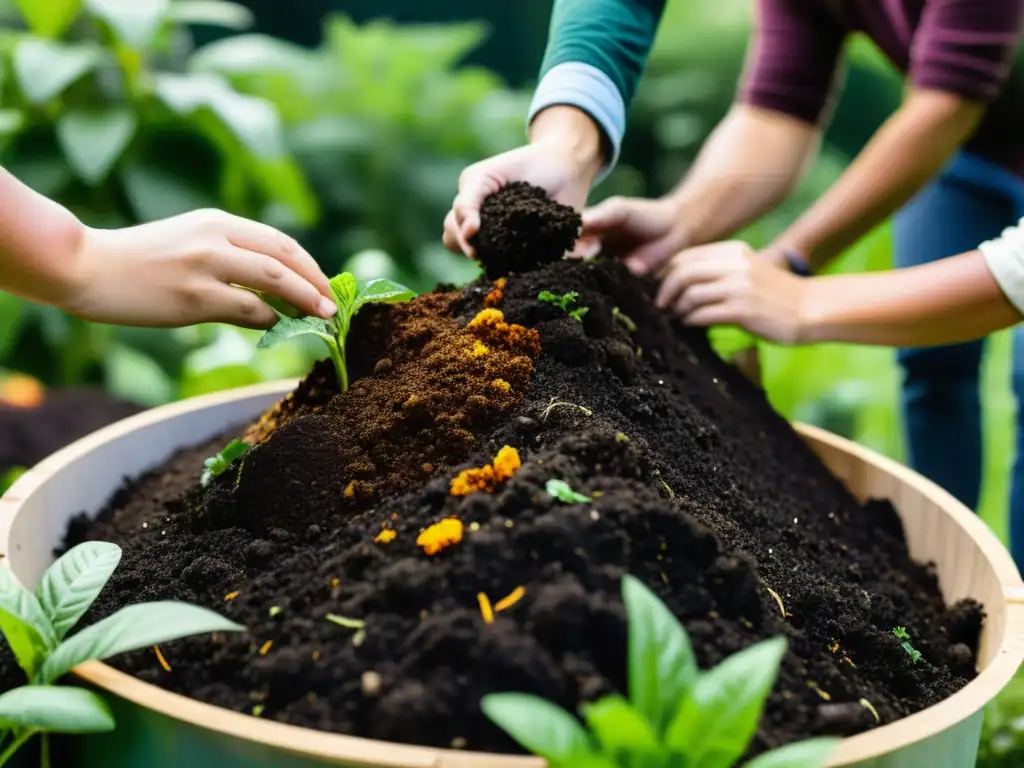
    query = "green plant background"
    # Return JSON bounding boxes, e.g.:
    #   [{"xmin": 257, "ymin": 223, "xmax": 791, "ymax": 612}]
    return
[{"xmin": 0, "ymin": 0, "xmax": 1020, "ymax": 762}]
